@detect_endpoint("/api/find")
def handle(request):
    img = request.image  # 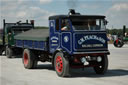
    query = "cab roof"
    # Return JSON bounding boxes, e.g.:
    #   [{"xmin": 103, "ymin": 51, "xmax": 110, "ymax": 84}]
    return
[{"xmin": 49, "ymin": 15, "xmax": 105, "ymax": 20}]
